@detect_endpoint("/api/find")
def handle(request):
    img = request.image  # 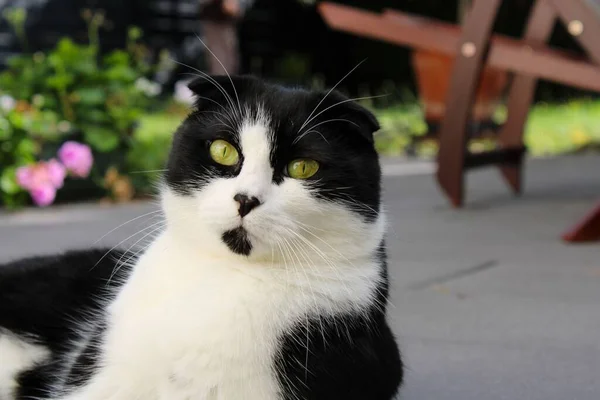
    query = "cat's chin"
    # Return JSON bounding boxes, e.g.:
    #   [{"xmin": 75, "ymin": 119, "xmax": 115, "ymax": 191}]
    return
[{"xmin": 221, "ymin": 227, "xmax": 253, "ymax": 256}]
